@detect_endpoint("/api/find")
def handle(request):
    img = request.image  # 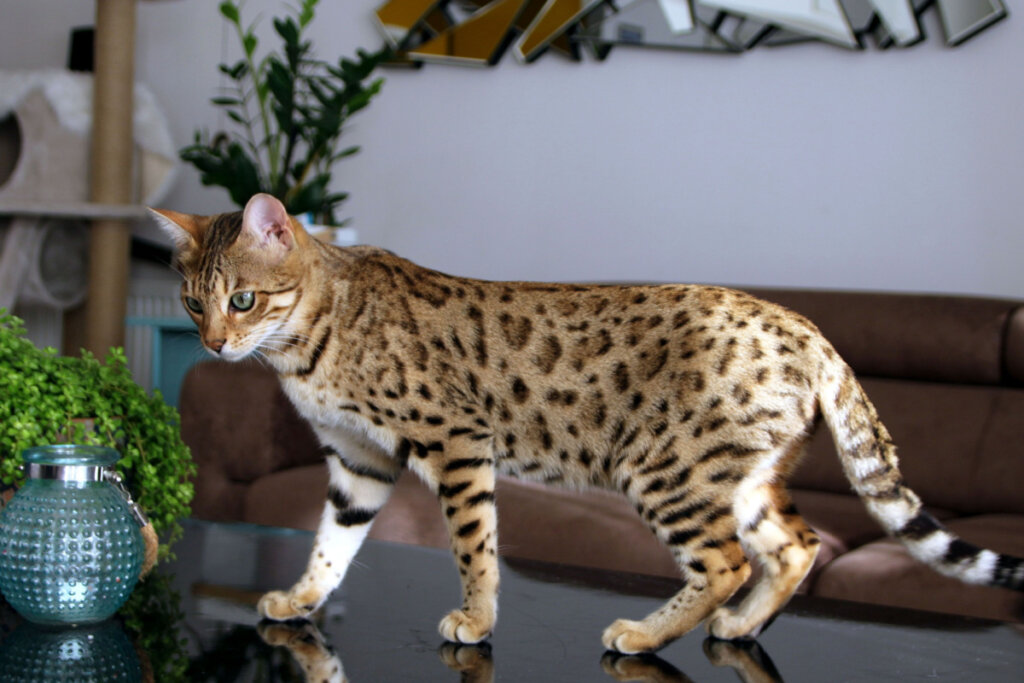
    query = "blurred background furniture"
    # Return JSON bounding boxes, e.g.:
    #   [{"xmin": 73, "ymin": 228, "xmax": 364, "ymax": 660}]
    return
[{"xmin": 0, "ymin": 0, "xmax": 179, "ymax": 357}]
